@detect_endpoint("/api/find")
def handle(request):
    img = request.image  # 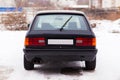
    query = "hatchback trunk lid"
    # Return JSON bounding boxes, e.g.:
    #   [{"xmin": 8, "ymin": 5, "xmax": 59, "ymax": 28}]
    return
[{"xmin": 25, "ymin": 30, "xmax": 95, "ymax": 49}]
